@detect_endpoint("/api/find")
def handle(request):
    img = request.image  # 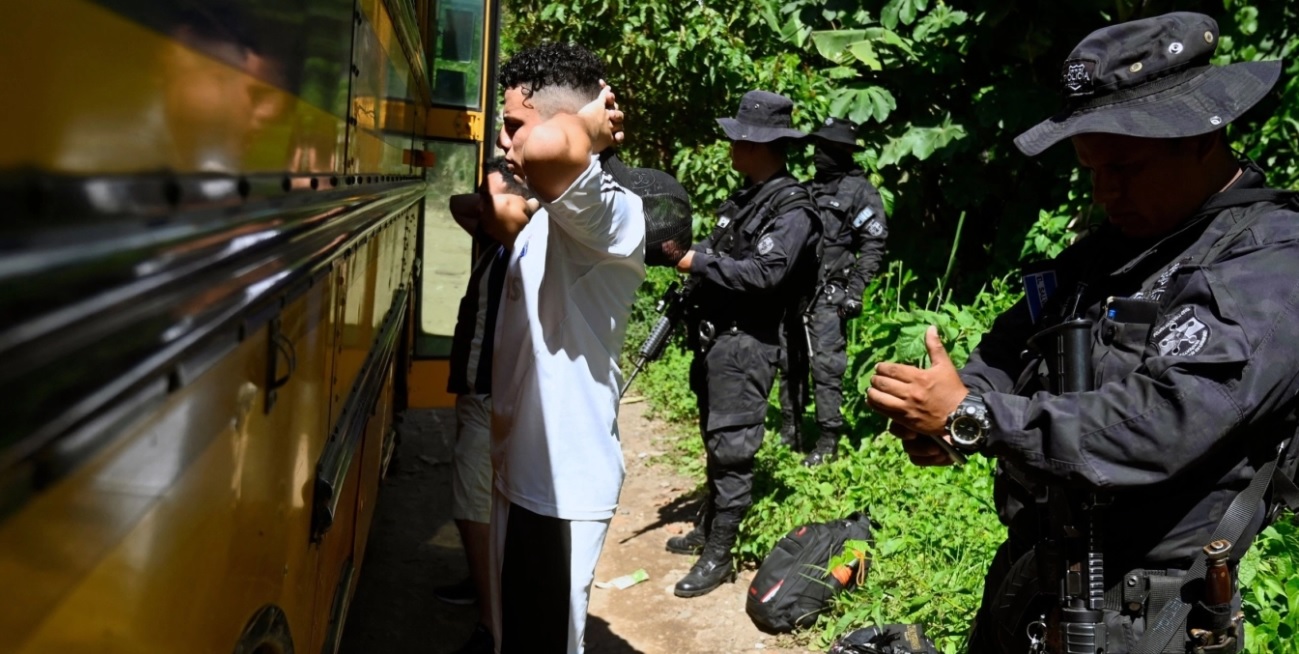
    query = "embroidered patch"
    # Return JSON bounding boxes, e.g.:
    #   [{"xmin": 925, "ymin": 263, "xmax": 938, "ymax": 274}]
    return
[
  {"xmin": 1145, "ymin": 257, "xmax": 1190, "ymax": 301},
  {"xmin": 852, "ymin": 207, "xmax": 875, "ymax": 229},
  {"xmin": 1153, "ymin": 306, "xmax": 1210, "ymax": 356},
  {"xmin": 757, "ymin": 235, "xmax": 775, "ymax": 255},
  {"xmin": 866, "ymin": 220, "xmax": 884, "ymax": 237},
  {"xmin": 1061, "ymin": 59, "xmax": 1096, "ymax": 98},
  {"xmin": 716, "ymin": 216, "xmax": 732, "ymax": 229}
]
